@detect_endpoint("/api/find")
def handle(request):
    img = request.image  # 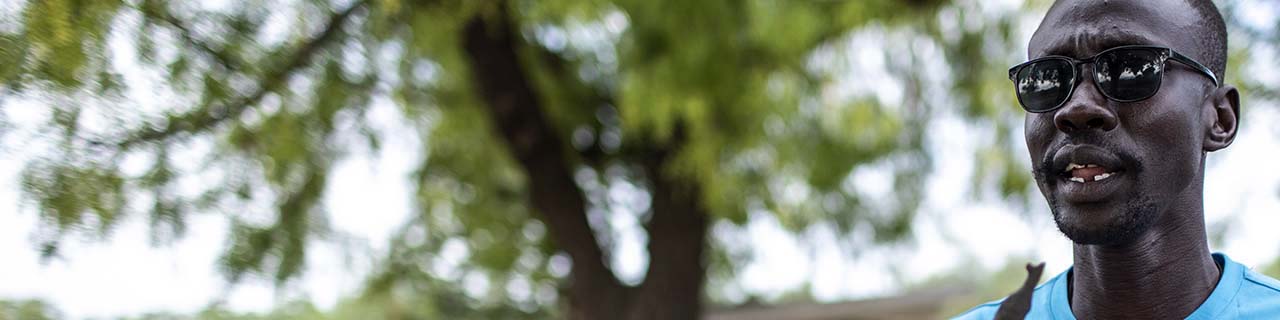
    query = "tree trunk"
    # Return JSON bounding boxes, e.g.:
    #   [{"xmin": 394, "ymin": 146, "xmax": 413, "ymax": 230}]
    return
[
  {"xmin": 460, "ymin": 3, "xmax": 709, "ymax": 320},
  {"xmin": 630, "ymin": 141, "xmax": 709, "ymax": 320}
]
